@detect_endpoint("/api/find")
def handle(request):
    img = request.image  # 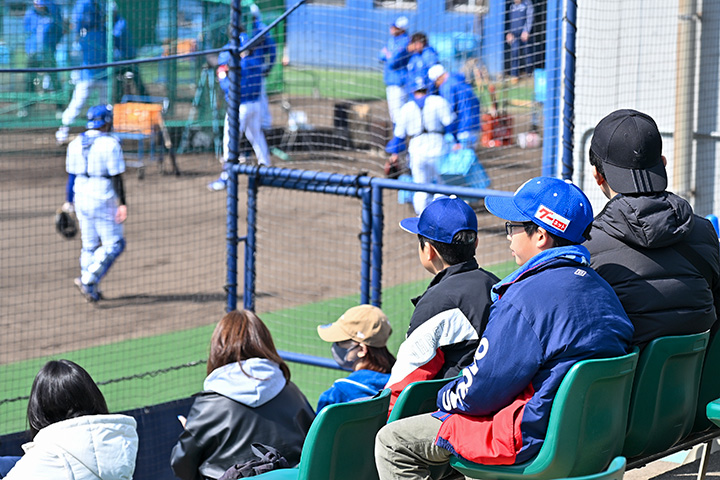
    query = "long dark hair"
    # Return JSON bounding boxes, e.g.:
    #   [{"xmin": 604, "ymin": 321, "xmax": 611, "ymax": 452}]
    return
[
  {"xmin": 207, "ymin": 310, "xmax": 291, "ymax": 381},
  {"xmin": 27, "ymin": 359, "xmax": 108, "ymax": 438}
]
